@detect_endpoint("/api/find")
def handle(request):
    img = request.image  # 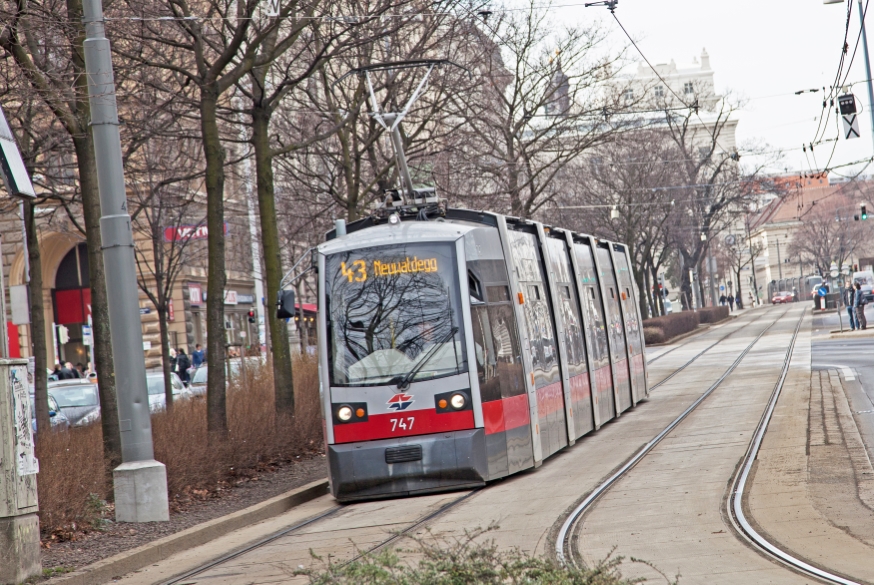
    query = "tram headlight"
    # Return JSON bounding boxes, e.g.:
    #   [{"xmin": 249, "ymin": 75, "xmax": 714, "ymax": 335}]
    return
[
  {"xmin": 450, "ymin": 393, "xmax": 466, "ymax": 410},
  {"xmin": 337, "ymin": 405, "xmax": 353, "ymax": 421},
  {"xmin": 388, "ymin": 213, "xmax": 400, "ymax": 225}
]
